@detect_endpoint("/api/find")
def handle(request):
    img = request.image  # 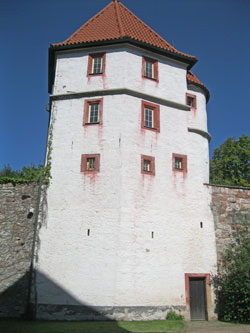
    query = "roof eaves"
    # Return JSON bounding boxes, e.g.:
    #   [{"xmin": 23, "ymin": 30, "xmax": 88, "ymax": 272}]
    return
[
  {"xmin": 187, "ymin": 77, "xmax": 210, "ymax": 103},
  {"xmin": 51, "ymin": 37, "xmax": 197, "ymax": 64}
]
